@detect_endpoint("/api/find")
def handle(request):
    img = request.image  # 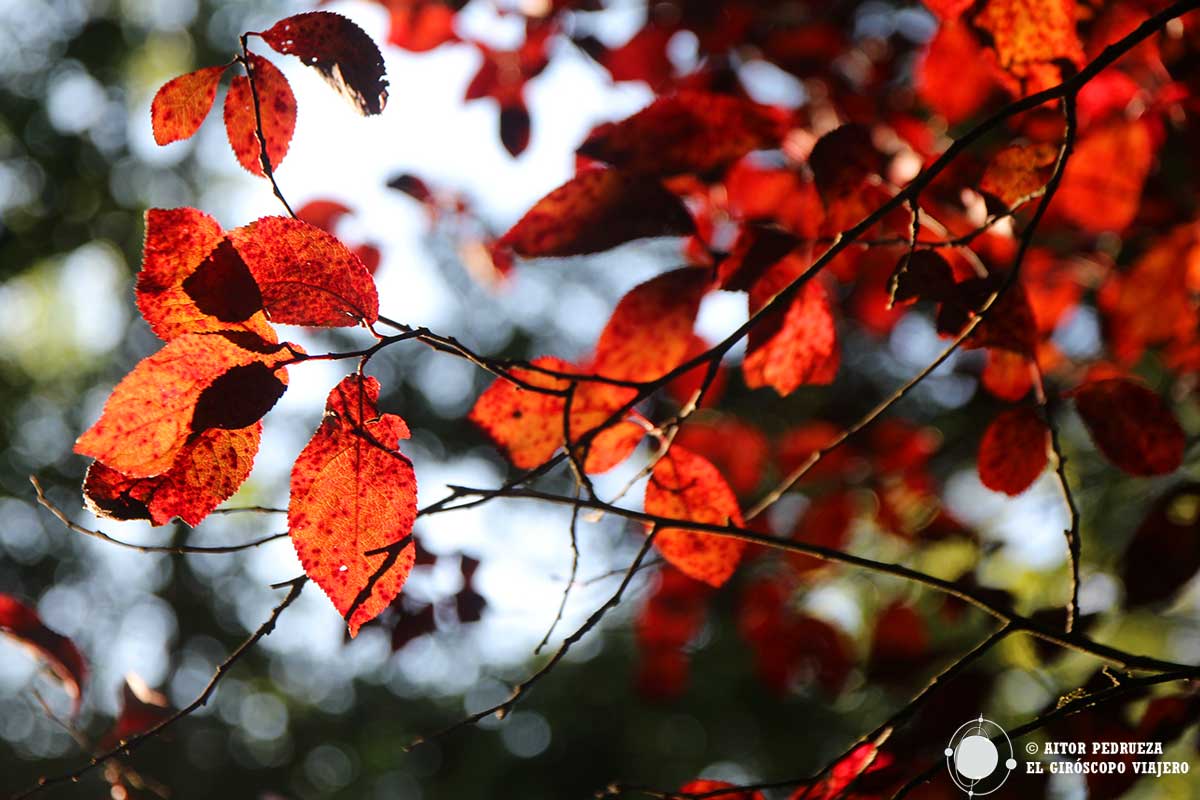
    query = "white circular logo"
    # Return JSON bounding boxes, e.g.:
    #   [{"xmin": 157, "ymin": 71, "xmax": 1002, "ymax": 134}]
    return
[{"xmin": 945, "ymin": 716, "xmax": 1017, "ymax": 796}]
